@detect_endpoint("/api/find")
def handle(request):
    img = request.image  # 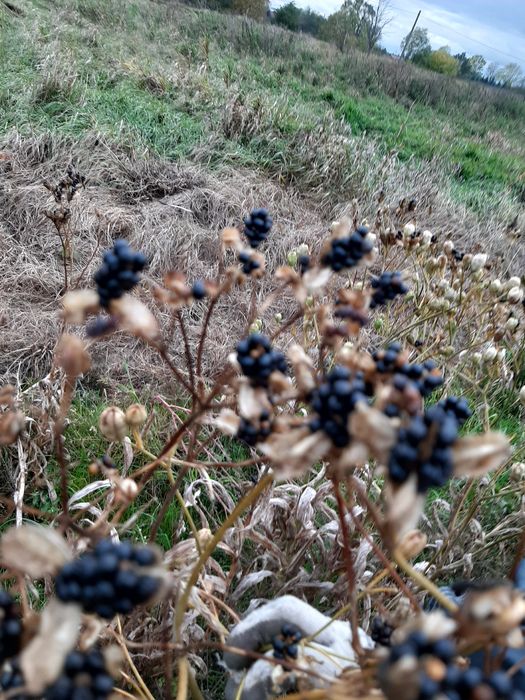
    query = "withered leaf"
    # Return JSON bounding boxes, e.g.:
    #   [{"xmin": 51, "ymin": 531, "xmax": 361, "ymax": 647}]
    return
[
  {"xmin": 1, "ymin": 525, "xmax": 72, "ymax": 578},
  {"xmin": 452, "ymin": 432, "xmax": 511, "ymax": 478},
  {"xmin": 20, "ymin": 599, "xmax": 81, "ymax": 694}
]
